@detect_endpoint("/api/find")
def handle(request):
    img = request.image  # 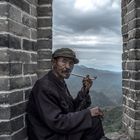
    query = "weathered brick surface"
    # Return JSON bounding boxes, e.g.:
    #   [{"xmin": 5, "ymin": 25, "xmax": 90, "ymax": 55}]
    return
[
  {"xmin": 38, "ymin": 50, "xmax": 52, "ymax": 60},
  {"xmin": 38, "ymin": 6, "xmax": 52, "ymax": 17},
  {"xmin": 0, "ymin": 91, "xmax": 23, "ymax": 105},
  {"xmin": 38, "ymin": 29, "xmax": 52, "ymax": 38},
  {"xmin": 122, "ymin": 0, "xmax": 140, "ymax": 139},
  {"xmin": 0, "ymin": 0, "xmax": 52, "ymax": 139},
  {"xmin": 38, "ymin": 0, "xmax": 52, "ymax": 5},
  {"xmin": 23, "ymin": 39, "xmax": 37, "ymax": 51},
  {"xmin": 37, "ymin": 40, "xmax": 52, "ymax": 49}
]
